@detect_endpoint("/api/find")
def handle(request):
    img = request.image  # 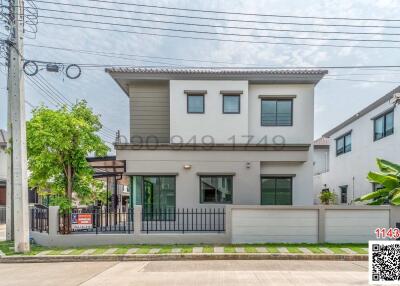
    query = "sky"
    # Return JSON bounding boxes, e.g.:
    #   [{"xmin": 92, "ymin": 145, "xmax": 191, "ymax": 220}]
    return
[{"xmin": 1, "ymin": 0, "xmax": 400, "ymax": 146}]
